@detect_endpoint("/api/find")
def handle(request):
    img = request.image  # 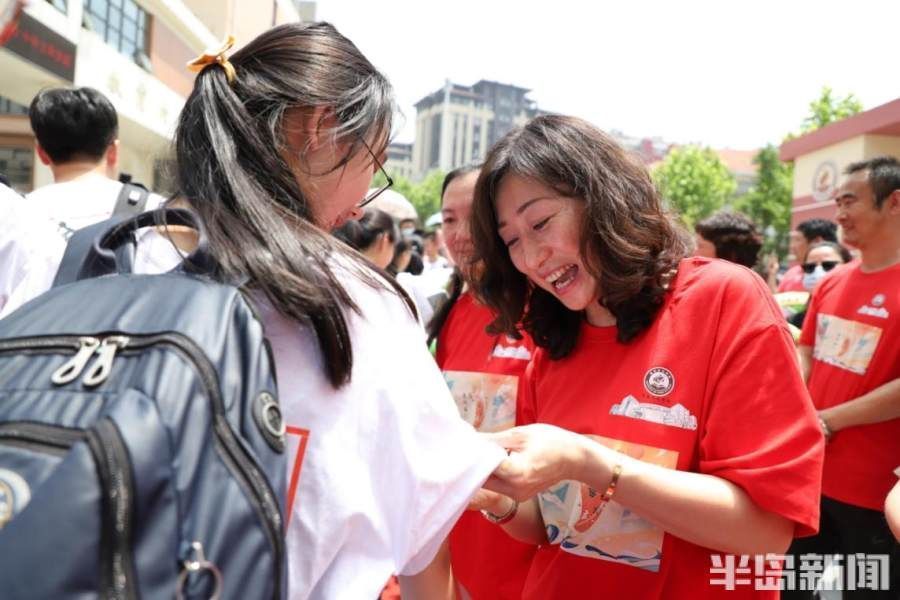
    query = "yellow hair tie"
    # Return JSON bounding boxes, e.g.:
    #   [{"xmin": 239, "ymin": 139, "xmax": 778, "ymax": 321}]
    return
[{"xmin": 187, "ymin": 35, "xmax": 237, "ymax": 85}]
